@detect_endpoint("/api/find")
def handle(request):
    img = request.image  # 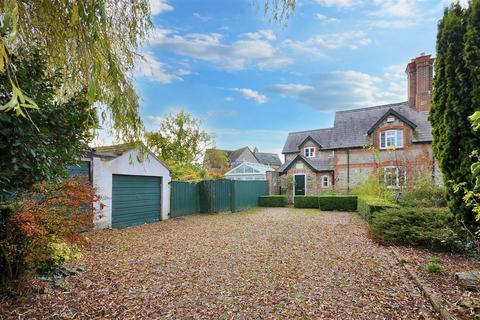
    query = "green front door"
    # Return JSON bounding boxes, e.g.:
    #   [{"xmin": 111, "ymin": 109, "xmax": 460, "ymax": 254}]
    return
[
  {"xmin": 112, "ymin": 175, "xmax": 162, "ymax": 228},
  {"xmin": 294, "ymin": 175, "xmax": 306, "ymax": 196}
]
